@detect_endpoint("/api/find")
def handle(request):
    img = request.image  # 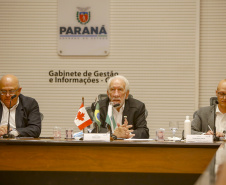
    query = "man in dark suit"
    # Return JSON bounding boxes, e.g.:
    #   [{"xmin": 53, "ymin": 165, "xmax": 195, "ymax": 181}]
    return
[
  {"xmin": 192, "ymin": 79, "xmax": 226, "ymax": 137},
  {"xmin": 93, "ymin": 75, "xmax": 149, "ymax": 139},
  {"xmin": 0, "ymin": 74, "xmax": 41, "ymax": 137}
]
